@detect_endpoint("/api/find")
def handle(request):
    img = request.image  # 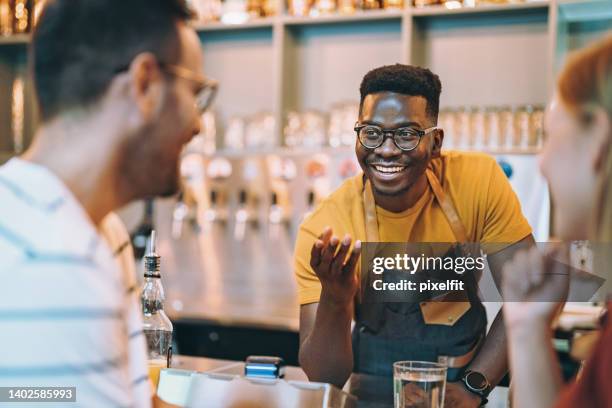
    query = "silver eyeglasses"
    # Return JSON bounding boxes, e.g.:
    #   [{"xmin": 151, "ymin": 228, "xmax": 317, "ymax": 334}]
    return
[
  {"xmin": 161, "ymin": 64, "xmax": 218, "ymax": 114},
  {"xmin": 114, "ymin": 62, "xmax": 218, "ymax": 114}
]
